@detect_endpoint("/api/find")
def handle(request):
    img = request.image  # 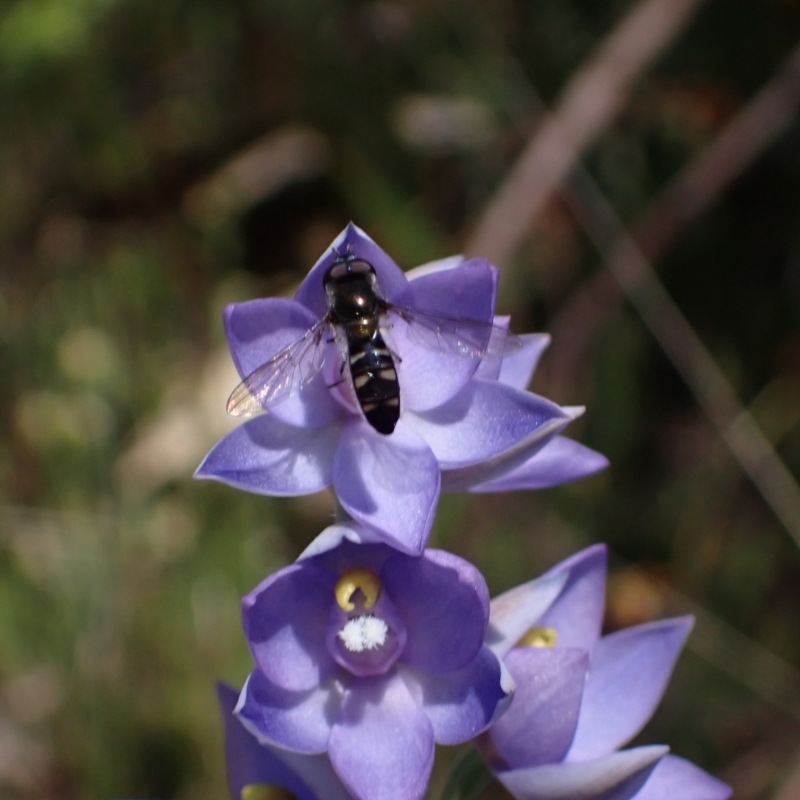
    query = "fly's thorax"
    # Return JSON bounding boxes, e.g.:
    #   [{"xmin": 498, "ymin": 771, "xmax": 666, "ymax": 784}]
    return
[{"xmin": 325, "ymin": 272, "xmax": 384, "ymax": 324}]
